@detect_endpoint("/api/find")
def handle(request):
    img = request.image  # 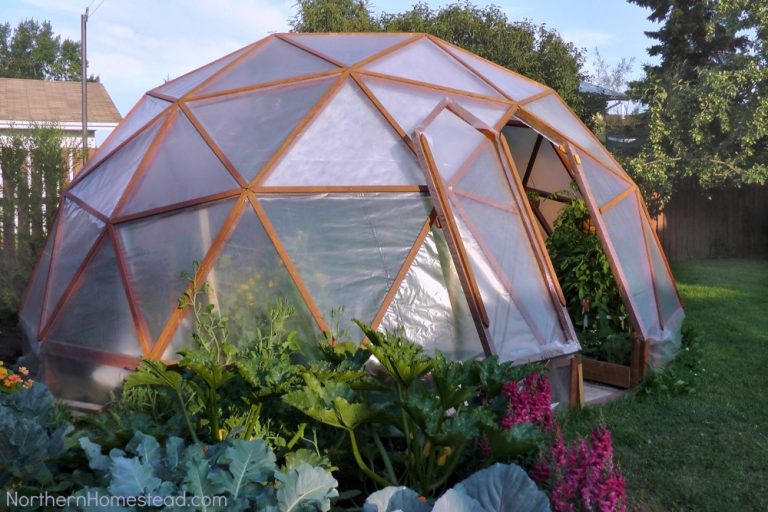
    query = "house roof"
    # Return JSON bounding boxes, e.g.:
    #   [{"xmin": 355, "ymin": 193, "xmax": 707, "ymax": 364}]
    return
[{"xmin": 0, "ymin": 77, "xmax": 121, "ymax": 125}]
